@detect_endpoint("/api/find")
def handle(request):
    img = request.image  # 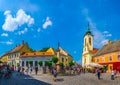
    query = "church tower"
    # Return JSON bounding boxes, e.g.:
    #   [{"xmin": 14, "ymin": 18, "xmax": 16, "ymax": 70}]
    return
[{"xmin": 82, "ymin": 23, "xmax": 93, "ymax": 66}]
